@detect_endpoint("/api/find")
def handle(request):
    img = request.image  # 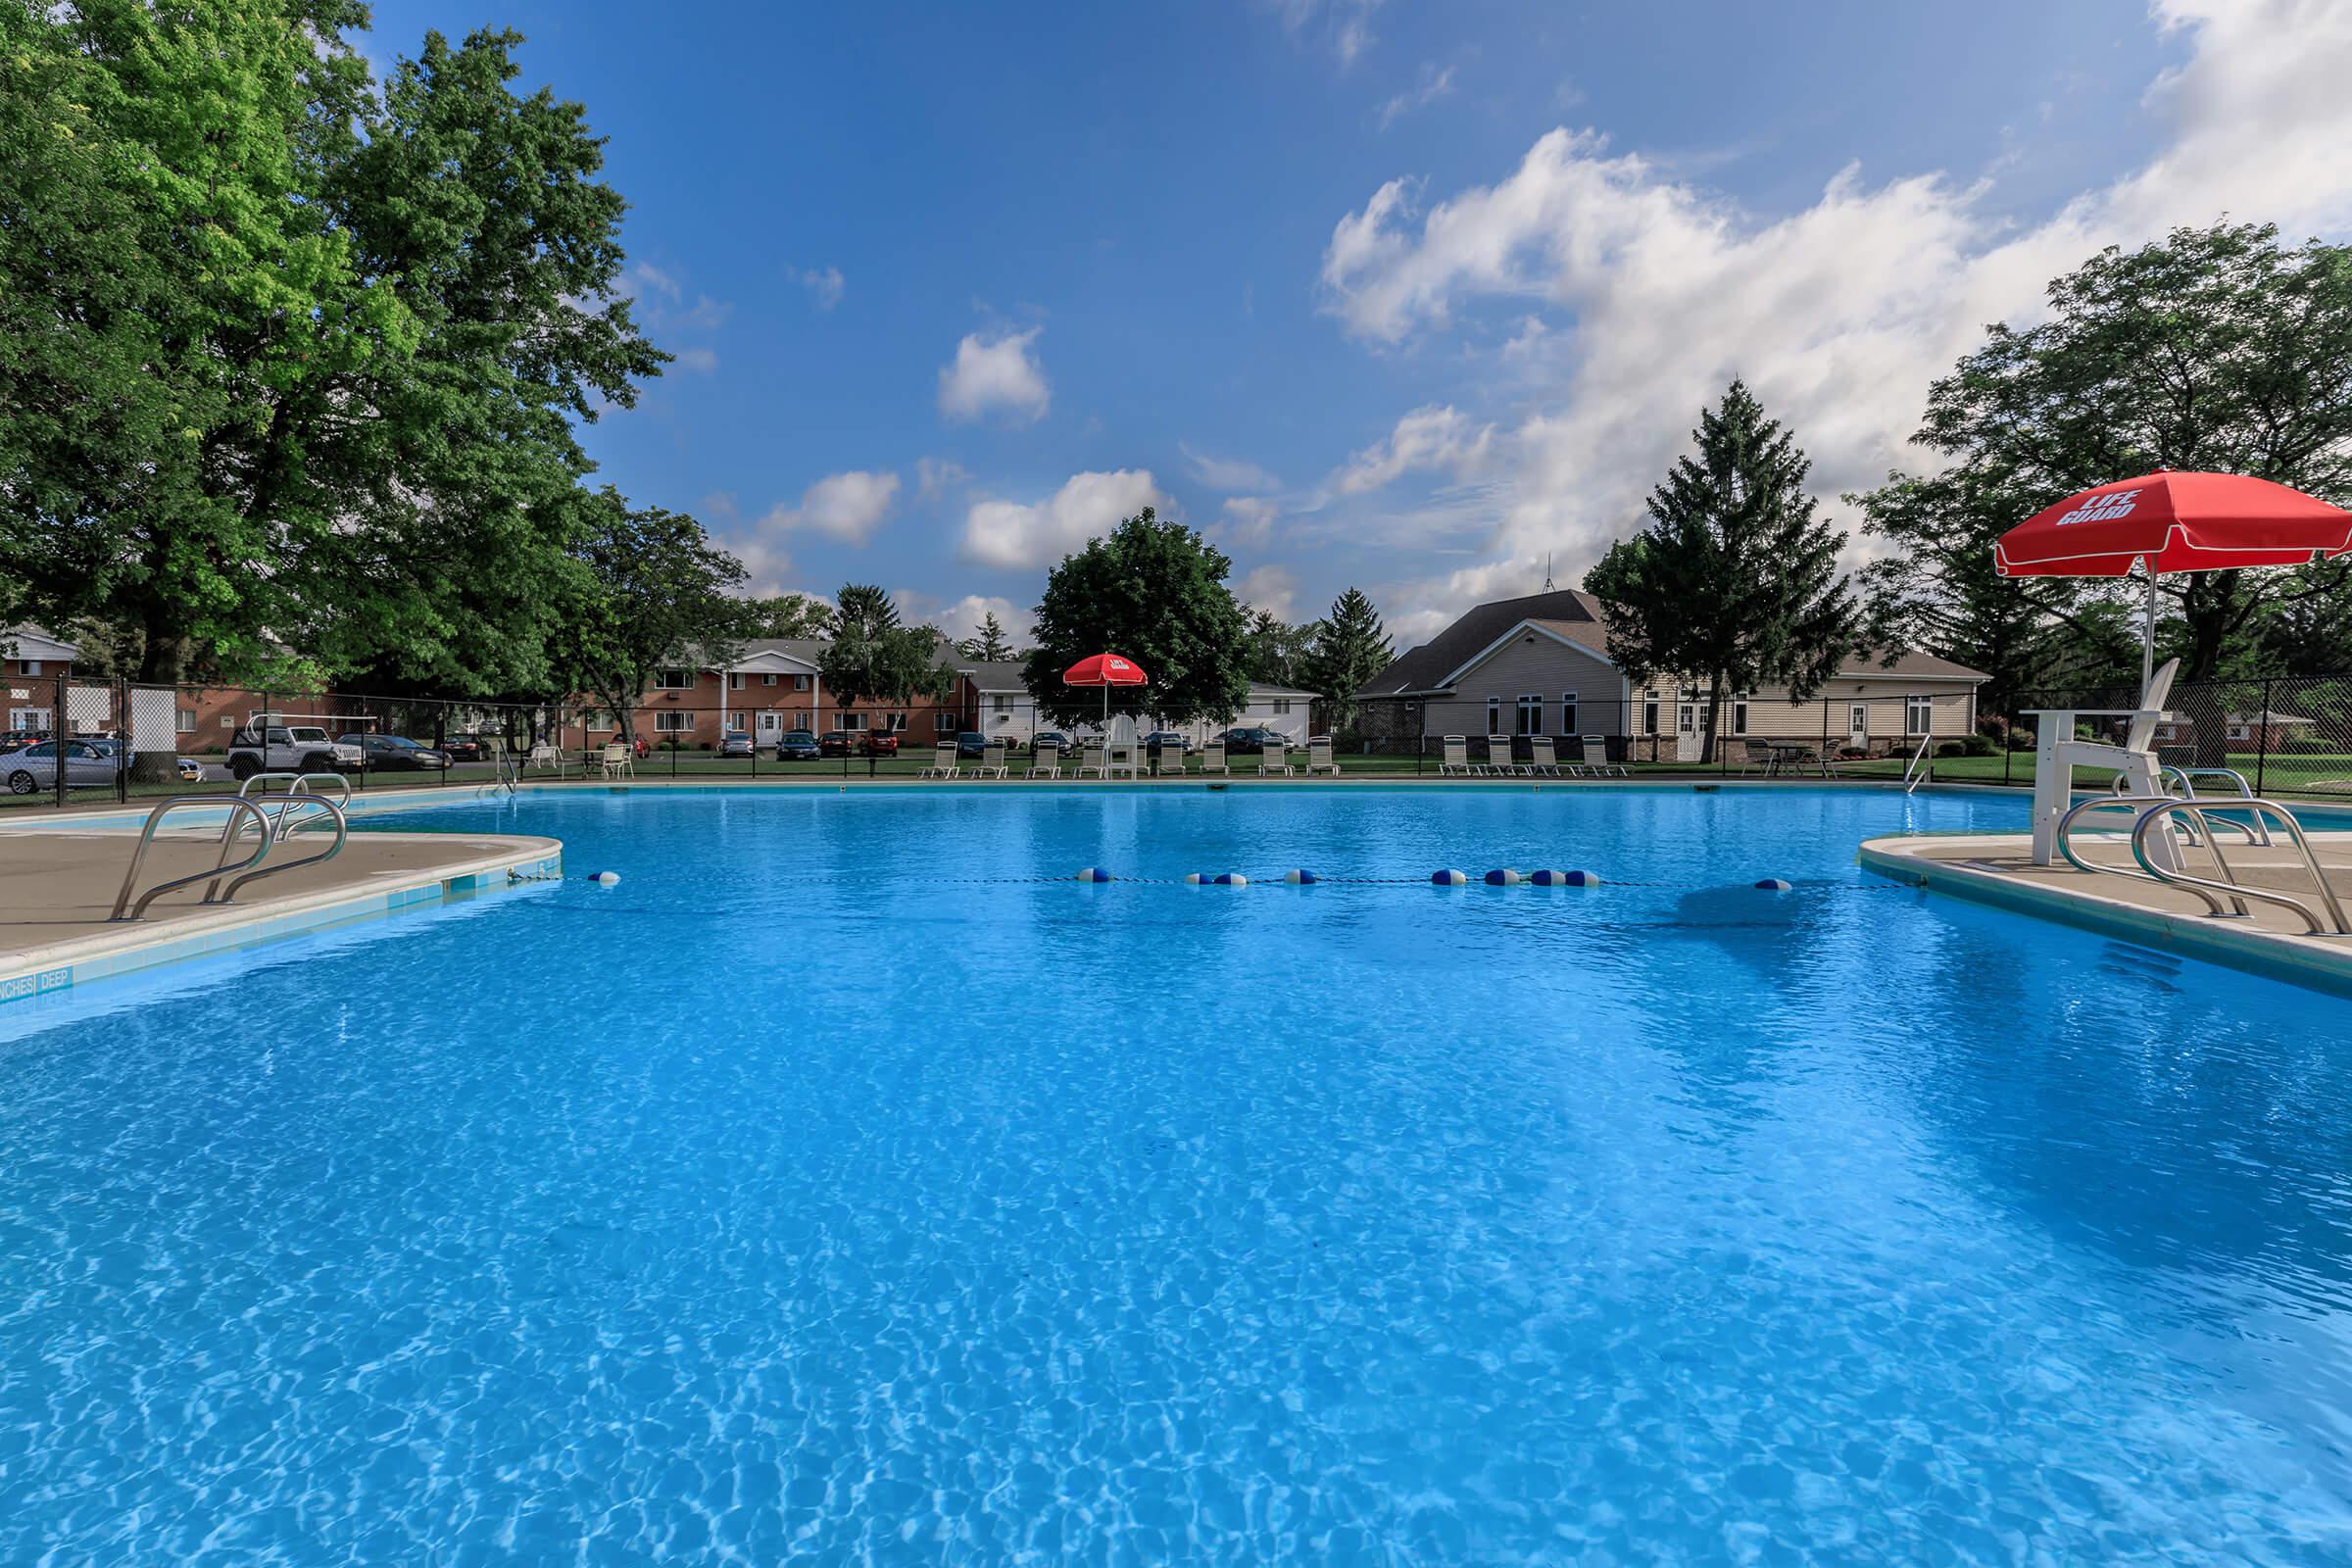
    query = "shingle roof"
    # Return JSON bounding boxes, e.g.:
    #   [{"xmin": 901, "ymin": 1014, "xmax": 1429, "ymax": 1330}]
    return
[
  {"xmin": 956, "ymin": 659, "xmax": 1028, "ymax": 692},
  {"xmin": 1840, "ymin": 649, "xmax": 1990, "ymax": 681},
  {"xmin": 1355, "ymin": 588, "xmax": 1606, "ymax": 698}
]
